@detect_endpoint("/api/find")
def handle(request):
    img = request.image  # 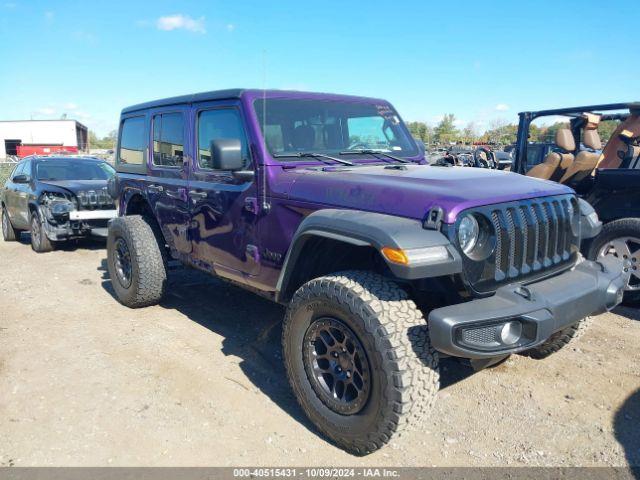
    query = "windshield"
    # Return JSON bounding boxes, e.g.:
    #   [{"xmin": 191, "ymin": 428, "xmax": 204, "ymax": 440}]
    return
[
  {"xmin": 36, "ymin": 160, "xmax": 115, "ymax": 181},
  {"xmin": 254, "ymin": 98, "xmax": 418, "ymax": 159}
]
